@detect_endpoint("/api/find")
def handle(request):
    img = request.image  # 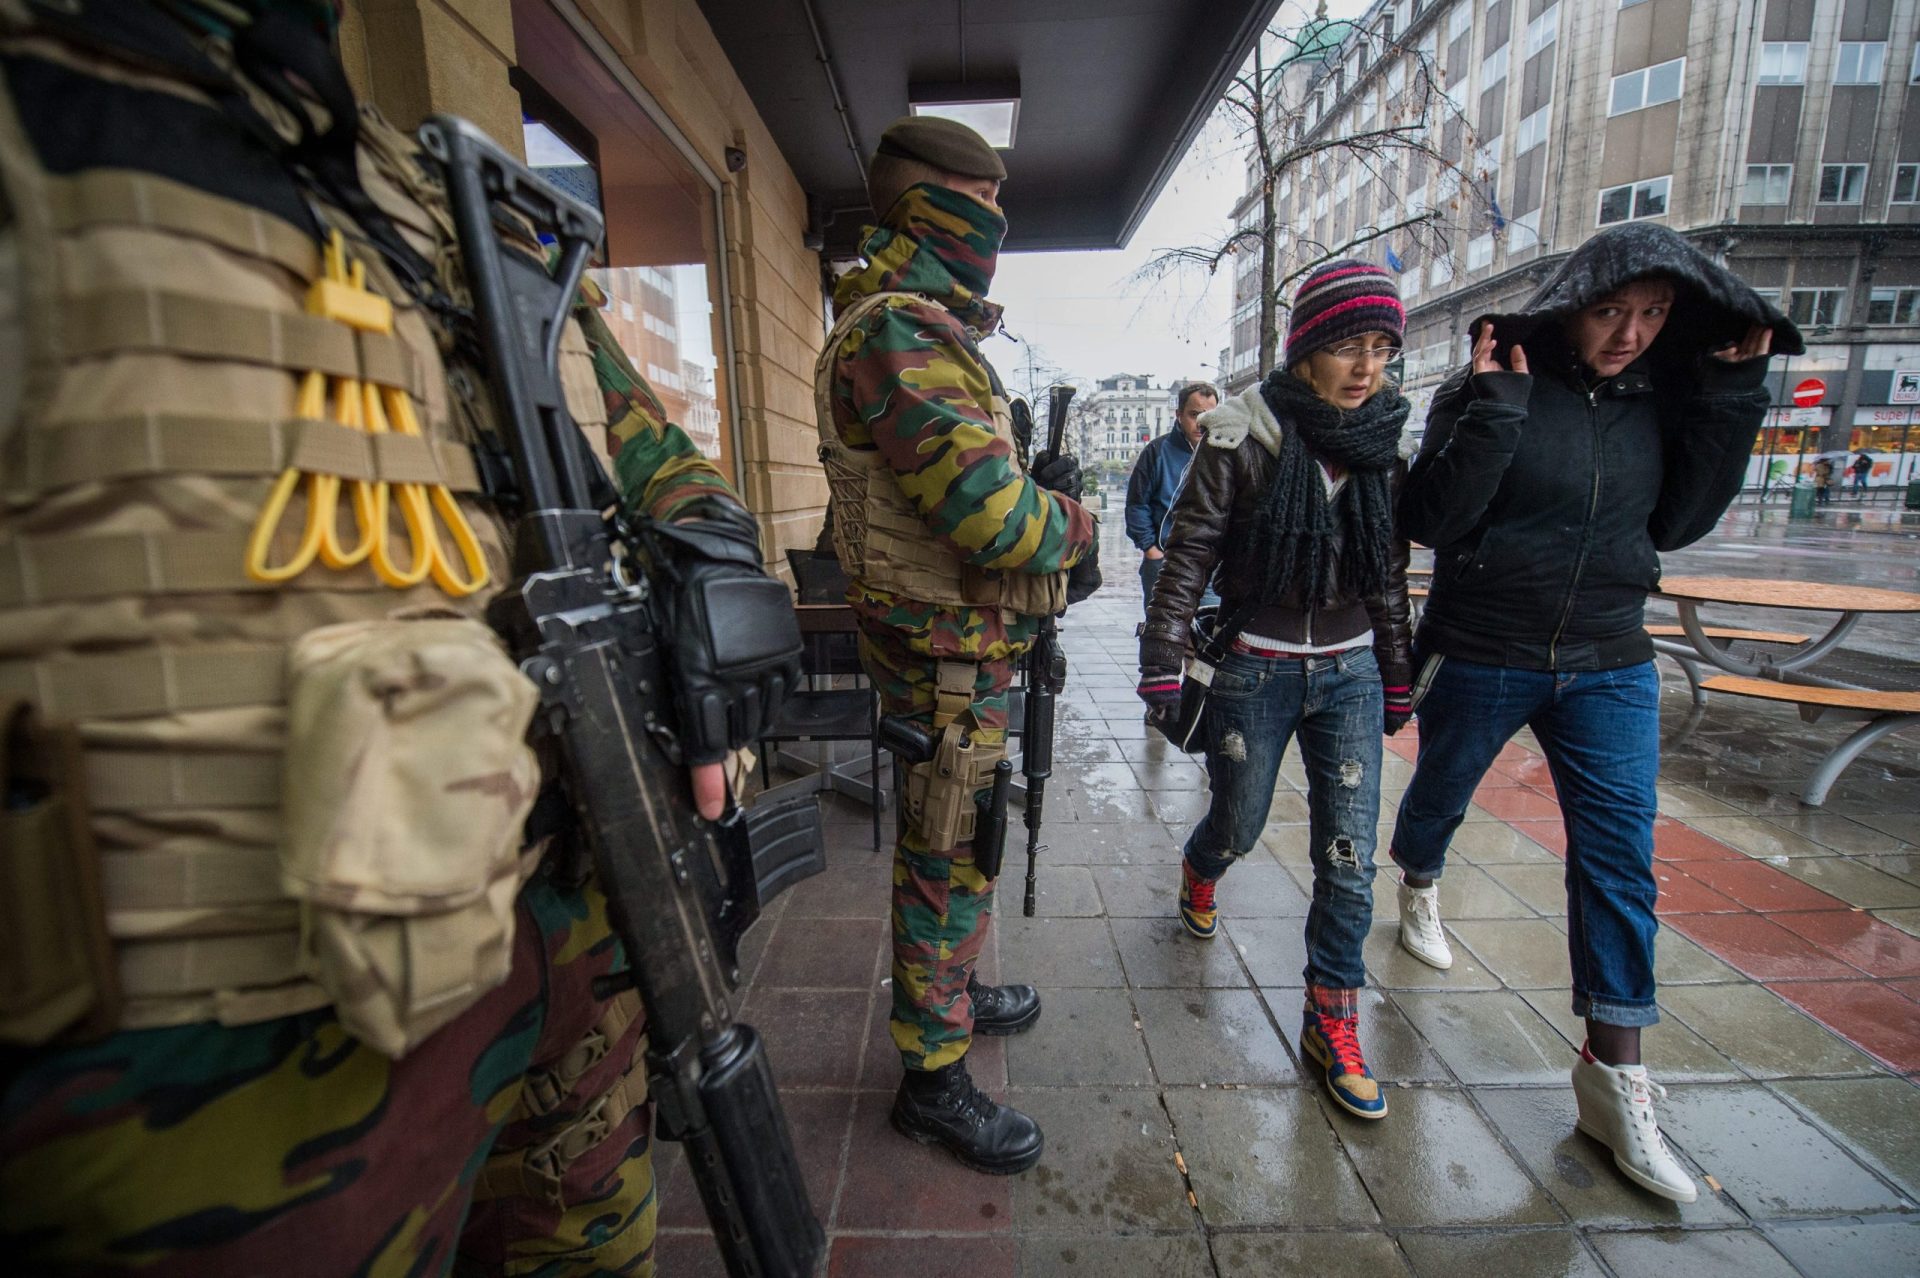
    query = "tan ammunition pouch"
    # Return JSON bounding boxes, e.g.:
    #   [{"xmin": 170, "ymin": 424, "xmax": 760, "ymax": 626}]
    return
[
  {"xmin": 813, "ymin": 291, "xmax": 1067, "ymax": 616},
  {"xmin": 897, "ymin": 661, "xmax": 1006, "ymax": 851},
  {"xmin": 281, "ymin": 614, "xmax": 542, "ymax": 1057},
  {"xmin": 0, "ymin": 33, "xmax": 613, "ymax": 1034},
  {"xmin": 0, "ymin": 703, "xmax": 120, "ymax": 1045}
]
